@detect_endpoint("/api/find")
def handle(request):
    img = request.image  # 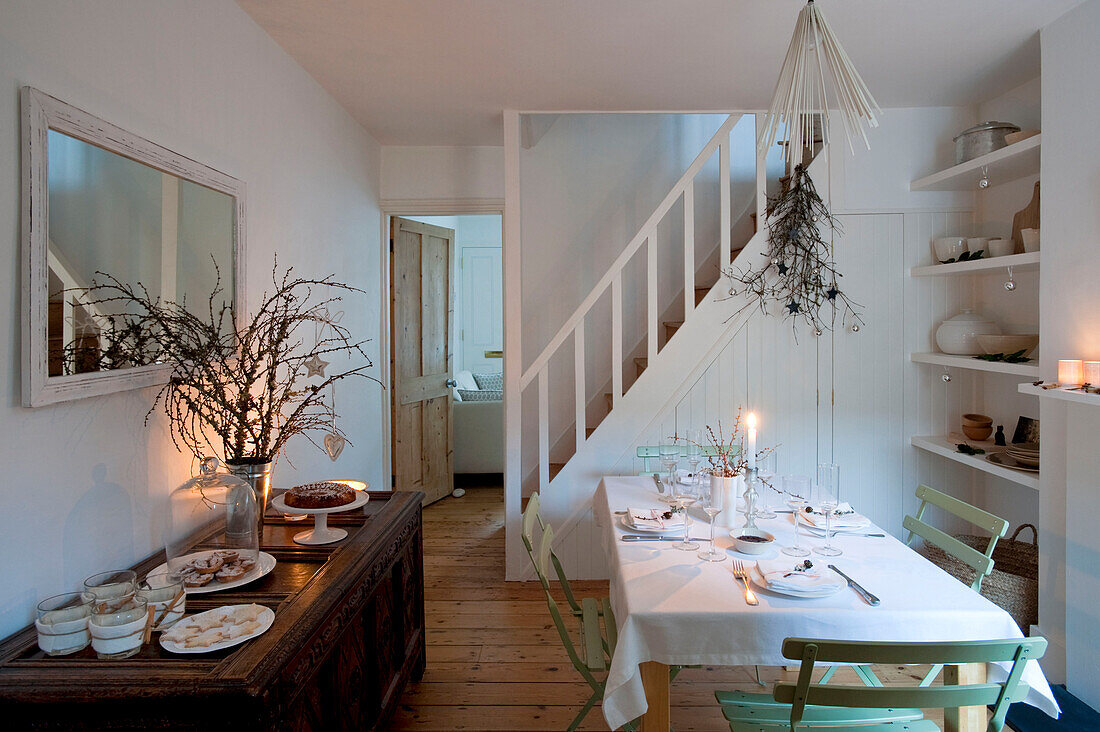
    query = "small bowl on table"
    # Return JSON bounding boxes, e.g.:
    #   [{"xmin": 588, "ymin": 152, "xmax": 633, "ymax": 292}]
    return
[{"xmin": 731, "ymin": 529, "xmax": 775, "ymax": 555}]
